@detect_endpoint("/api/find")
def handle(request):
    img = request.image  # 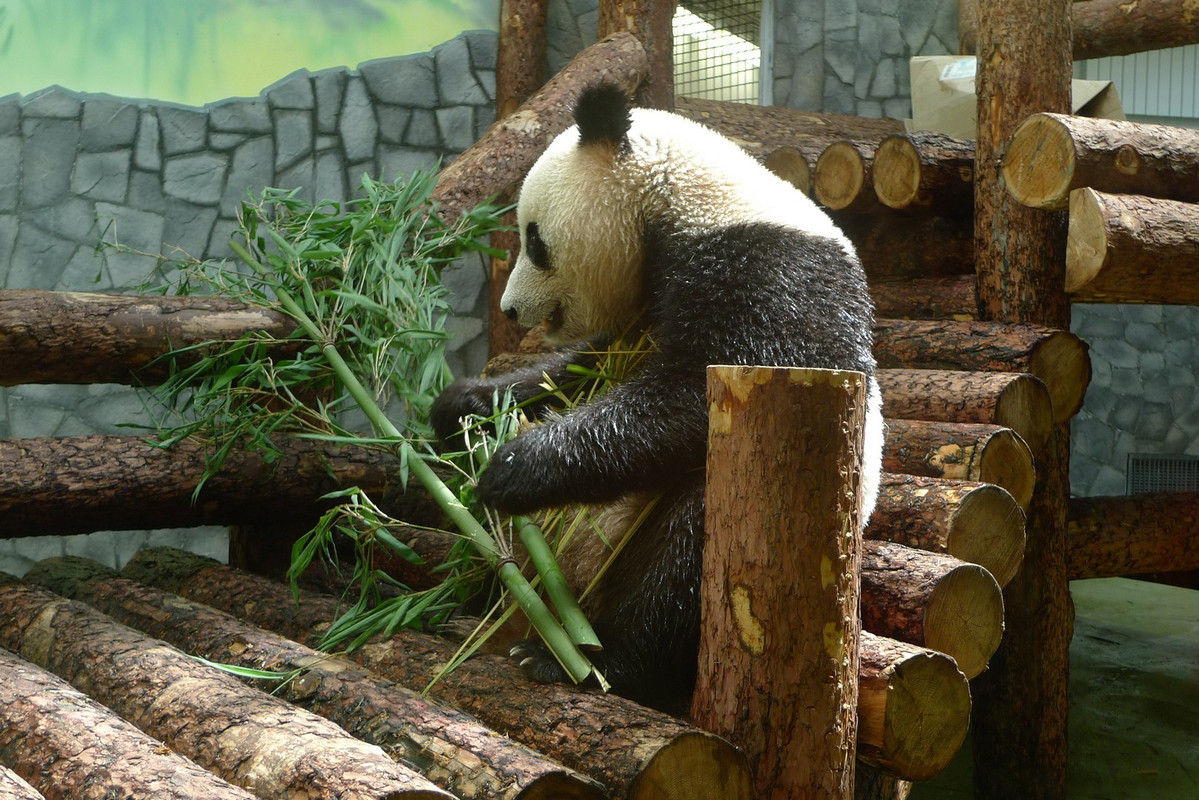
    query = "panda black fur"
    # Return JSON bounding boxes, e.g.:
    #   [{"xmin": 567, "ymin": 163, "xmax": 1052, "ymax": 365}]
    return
[{"xmin": 431, "ymin": 83, "xmax": 884, "ymax": 711}]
